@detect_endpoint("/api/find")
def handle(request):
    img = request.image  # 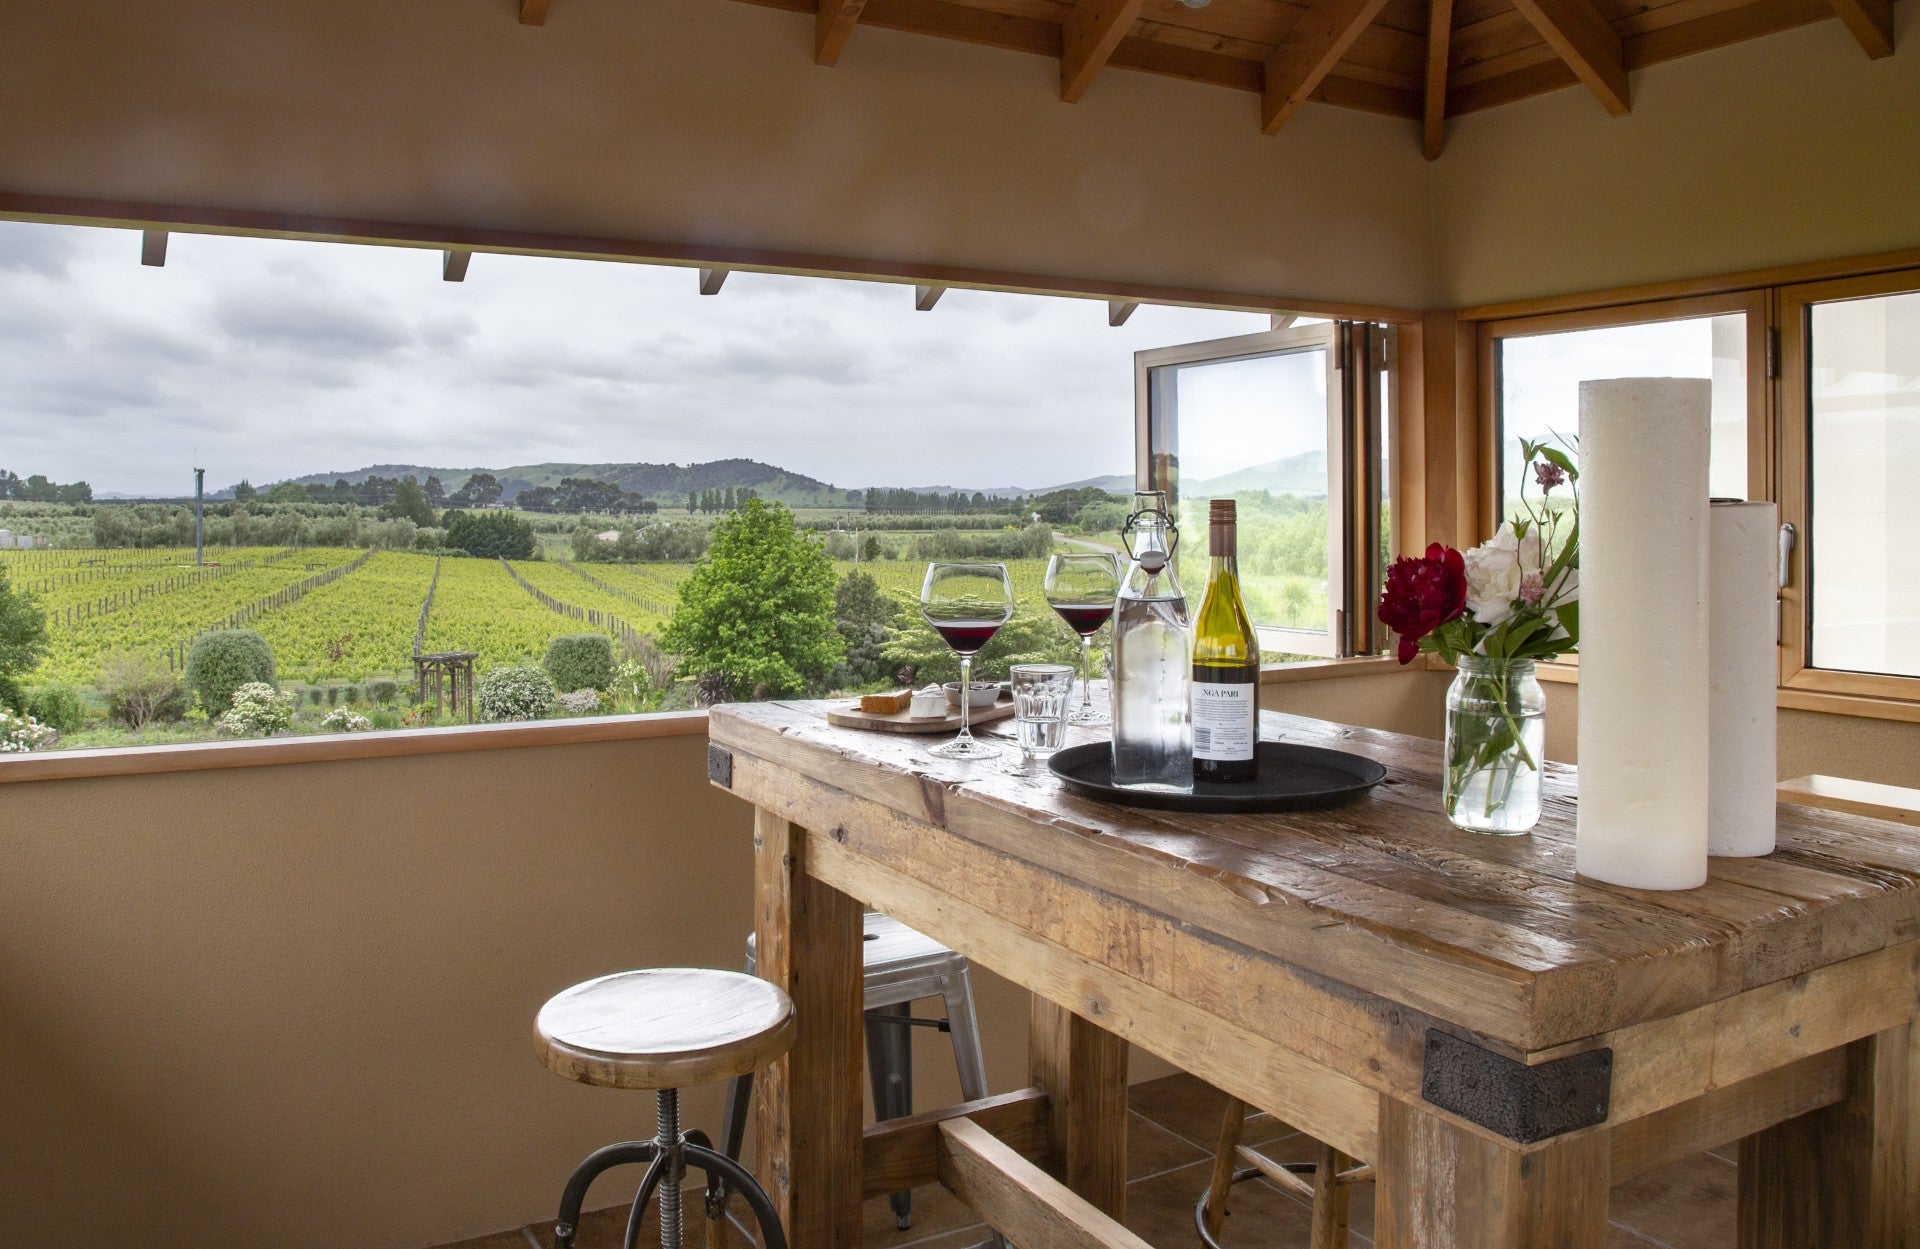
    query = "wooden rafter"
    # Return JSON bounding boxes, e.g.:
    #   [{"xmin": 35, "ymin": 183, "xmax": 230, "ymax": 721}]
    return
[
  {"xmin": 140, "ymin": 229, "xmax": 167, "ymax": 268},
  {"xmin": 699, "ymin": 267, "xmax": 729, "ymax": 295},
  {"xmin": 816, "ymin": 0, "xmax": 869, "ymax": 65},
  {"xmin": 1261, "ymin": 0, "xmax": 1396, "ymax": 135},
  {"xmin": 1509, "ymin": 0, "xmax": 1631, "ymax": 115},
  {"xmin": 519, "ymin": 0, "xmax": 550, "ymax": 25},
  {"xmin": 1423, "ymin": 0, "xmax": 1454, "ymax": 160},
  {"xmin": 1829, "ymin": 0, "xmax": 1894, "ymax": 57},
  {"xmin": 442, "ymin": 250, "xmax": 472, "ymax": 282},
  {"xmin": 915, "ymin": 284, "xmax": 945, "ymax": 310},
  {"xmin": 1059, "ymin": 0, "xmax": 1149, "ymax": 103},
  {"xmin": 1108, "ymin": 299, "xmax": 1139, "ymax": 326}
]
